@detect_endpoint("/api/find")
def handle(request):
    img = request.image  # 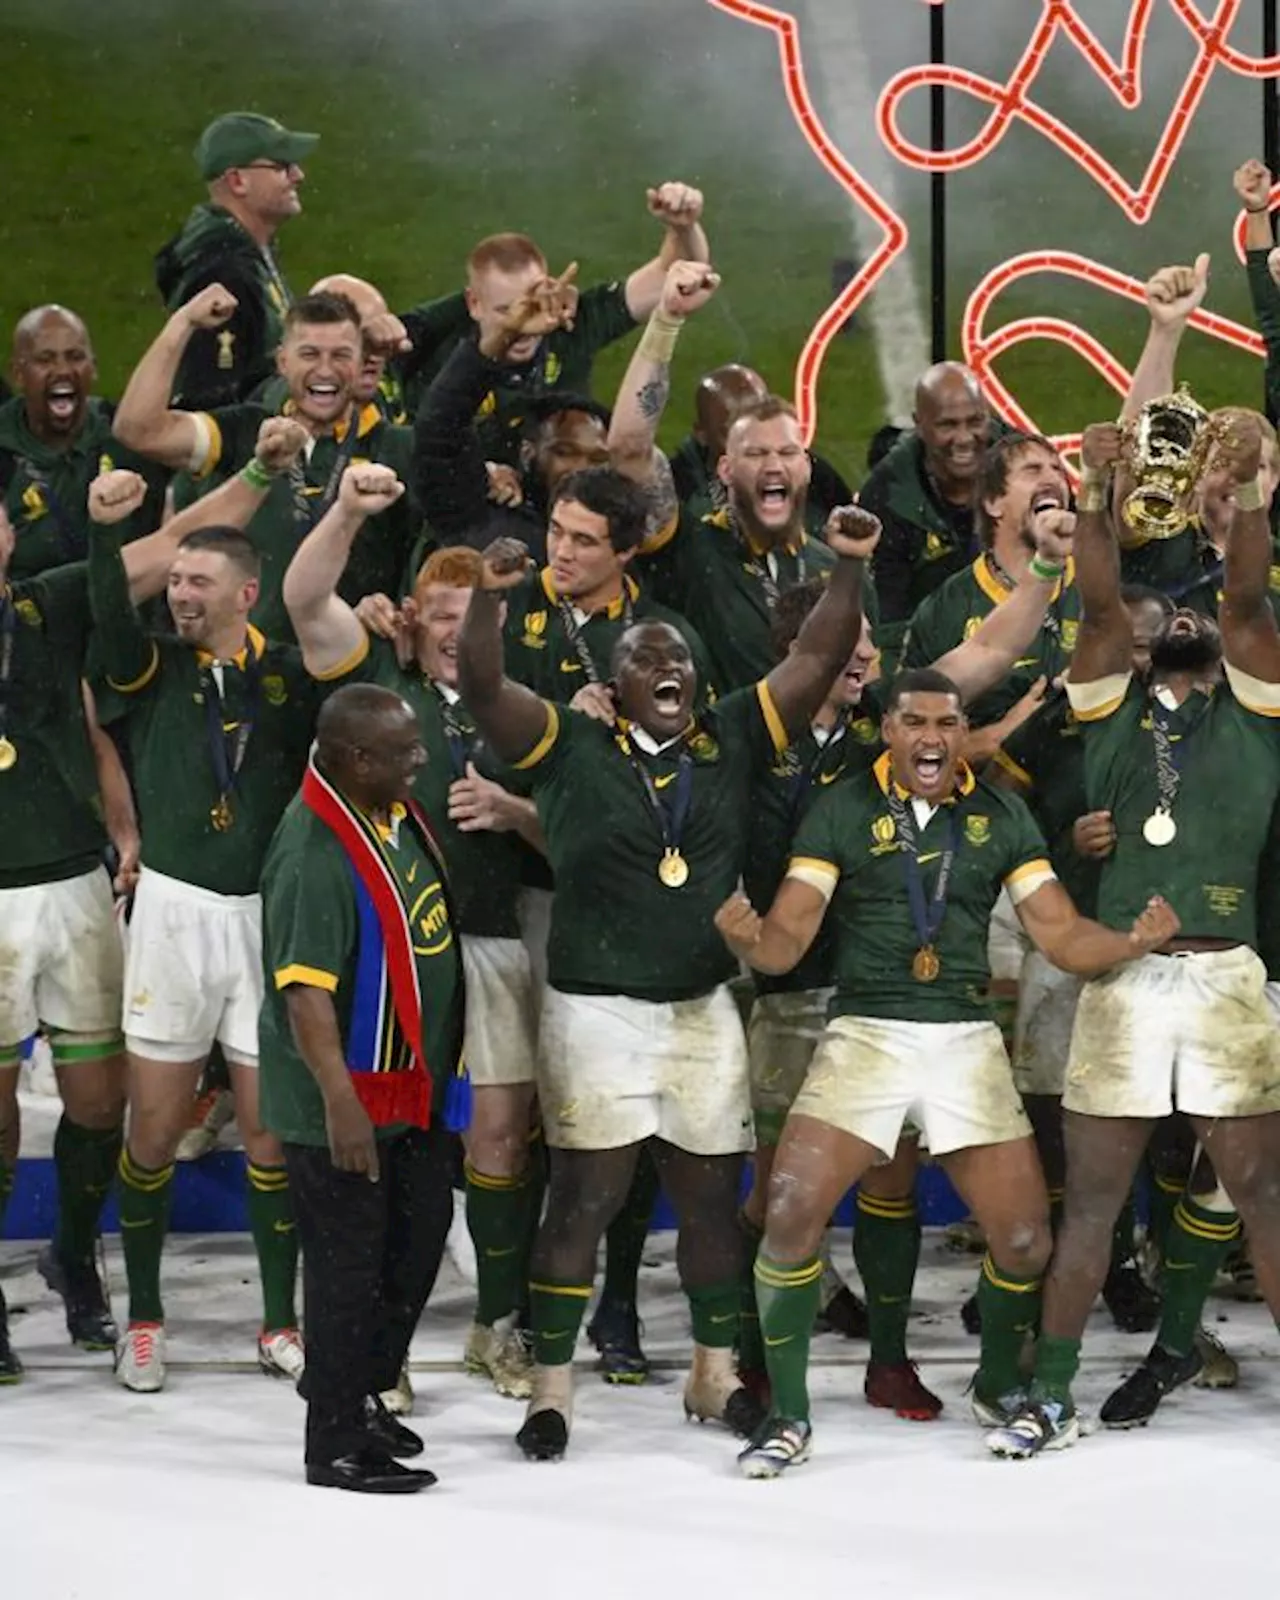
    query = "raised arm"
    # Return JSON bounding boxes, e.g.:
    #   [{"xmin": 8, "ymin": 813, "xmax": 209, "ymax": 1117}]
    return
[
  {"xmin": 456, "ymin": 538, "xmax": 557, "ymax": 765},
  {"xmin": 714, "ymin": 881, "xmax": 828, "ymax": 977},
  {"xmin": 86, "ymin": 477, "xmax": 158, "ymax": 695},
  {"xmin": 1235, "ymin": 161, "xmax": 1280, "ymax": 419},
  {"xmin": 118, "ymin": 417, "xmax": 307, "ymax": 602},
  {"xmin": 1215, "ymin": 413, "xmax": 1280, "ymax": 682},
  {"xmin": 1119, "ymin": 258, "xmax": 1208, "ymax": 426},
  {"xmin": 283, "ymin": 464, "xmax": 407, "ymax": 676},
  {"xmin": 609, "ymin": 260, "xmax": 720, "ymax": 488},
  {"xmin": 935, "ymin": 506, "xmax": 1075, "ymax": 702},
  {"xmin": 113, "ymin": 285, "xmax": 242, "ymax": 471},
  {"xmin": 622, "ymin": 184, "xmax": 711, "ymax": 320},
  {"xmin": 1015, "ymin": 879, "xmax": 1179, "ymax": 977},
  {"xmin": 1065, "ymin": 423, "xmax": 1132, "ymax": 683},
  {"xmin": 764, "ymin": 508, "xmax": 879, "ymax": 740}
]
